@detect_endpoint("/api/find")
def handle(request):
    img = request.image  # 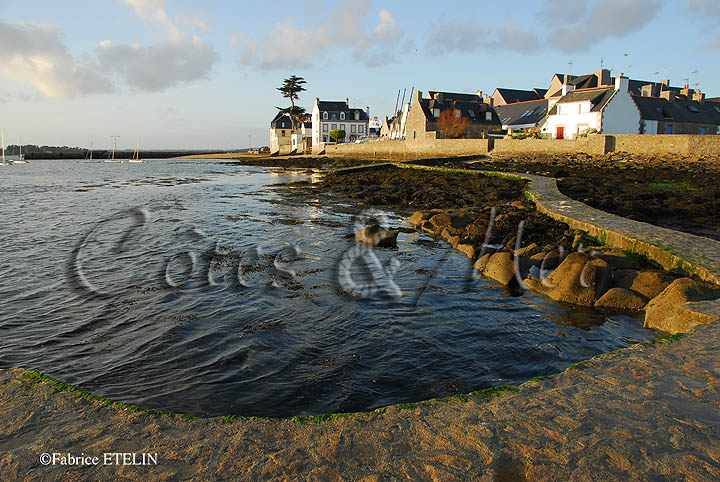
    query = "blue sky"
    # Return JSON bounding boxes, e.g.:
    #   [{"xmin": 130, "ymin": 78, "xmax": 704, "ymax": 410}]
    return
[{"xmin": 1, "ymin": 0, "xmax": 718, "ymax": 149}]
